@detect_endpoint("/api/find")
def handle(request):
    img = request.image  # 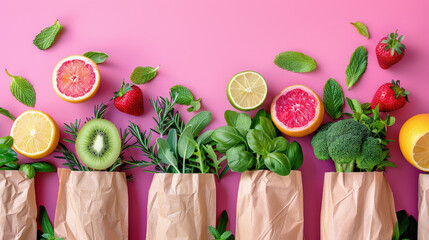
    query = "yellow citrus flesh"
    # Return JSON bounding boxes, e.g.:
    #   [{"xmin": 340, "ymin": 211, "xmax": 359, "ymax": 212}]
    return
[
  {"xmin": 10, "ymin": 110, "xmax": 60, "ymax": 159},
  {"xmin": 52, "ymin": 55, "xmax": 100, "ymax": 103},
  {"xmin": 399, "ymin": 114, "xmax": 429, "ymax": 171},
  {"xmin": 227, "ymin": 71, "xmax": 267, "ymax": 111}
]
